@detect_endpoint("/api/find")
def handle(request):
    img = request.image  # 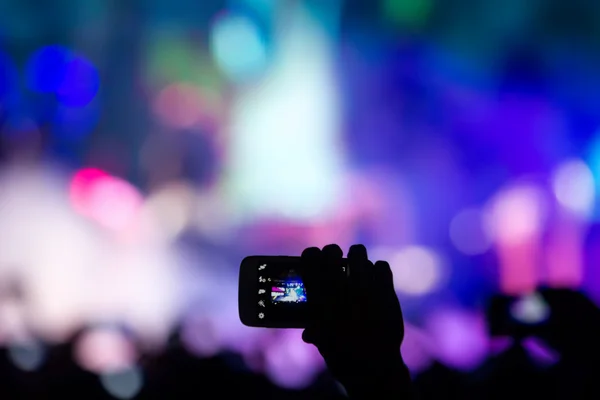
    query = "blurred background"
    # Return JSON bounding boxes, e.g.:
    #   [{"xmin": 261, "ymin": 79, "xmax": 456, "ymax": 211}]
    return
[{"xmin": 0, "ymin": 0, "xmax": 599, "ymax": 398}]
